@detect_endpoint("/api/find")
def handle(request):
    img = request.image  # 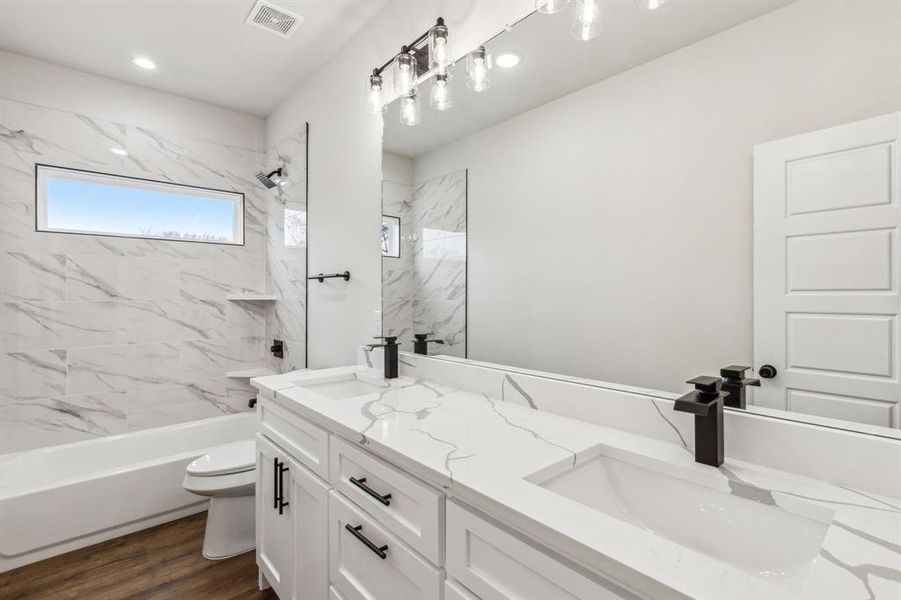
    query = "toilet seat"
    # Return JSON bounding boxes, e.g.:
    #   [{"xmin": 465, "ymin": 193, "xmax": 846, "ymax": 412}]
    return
[{"xmin": 187, "ymin": 439, "xmax": 255, "ymax": 477}]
